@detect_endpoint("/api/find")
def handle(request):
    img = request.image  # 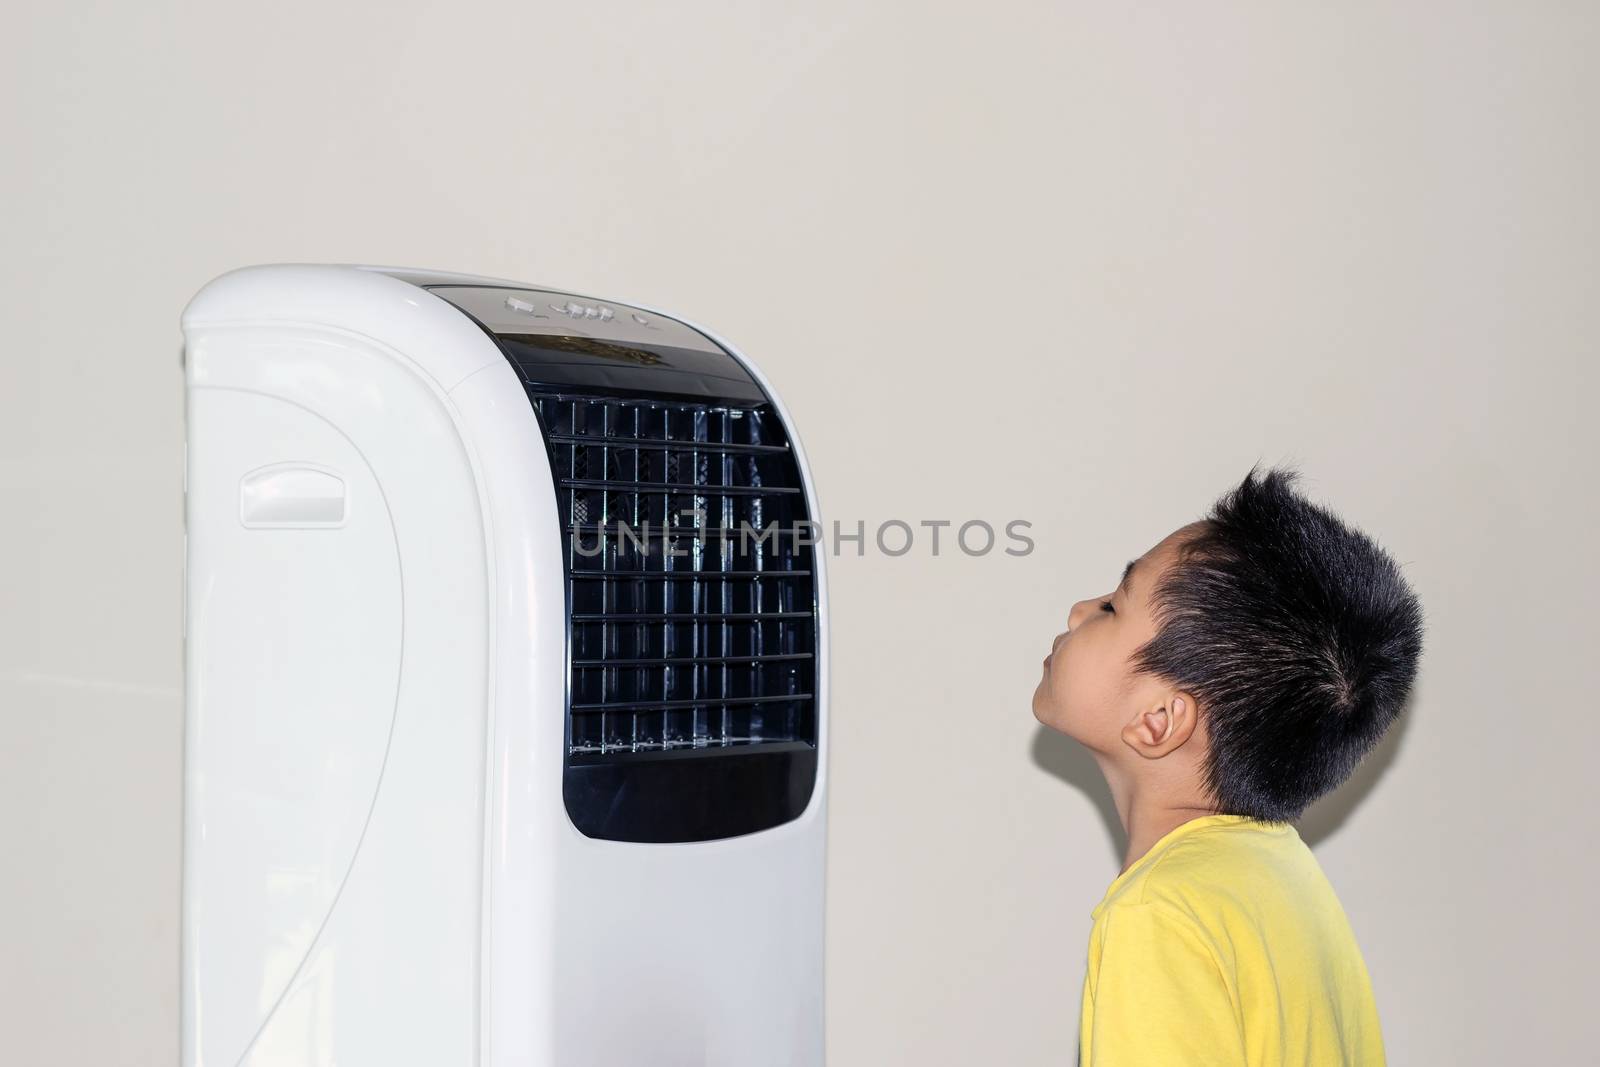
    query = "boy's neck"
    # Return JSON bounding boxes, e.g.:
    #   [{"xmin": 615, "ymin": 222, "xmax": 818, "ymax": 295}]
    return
[
  {"xmin": 1117, "ymin": 802, "xmax": 1223, "ymax": 873},
  {"xmin": 1097, "ymin": 757, "xmax": 1220, "ymax": 874}
]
